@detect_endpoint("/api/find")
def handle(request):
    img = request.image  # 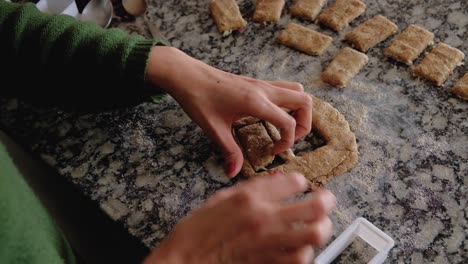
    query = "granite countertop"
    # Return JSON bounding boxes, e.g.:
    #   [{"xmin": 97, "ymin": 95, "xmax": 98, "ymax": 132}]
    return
[{"xmin": 1, "ymin": 0, "xmax": 467, "ymax": 263}]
